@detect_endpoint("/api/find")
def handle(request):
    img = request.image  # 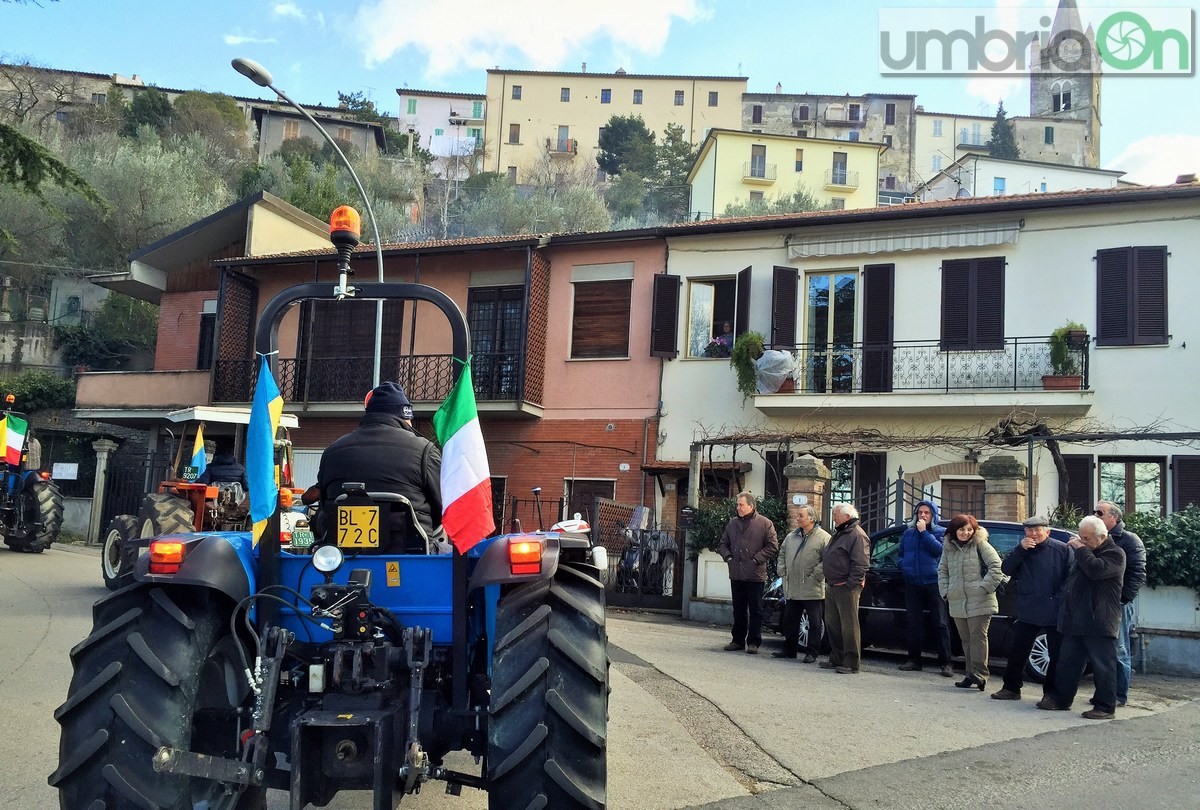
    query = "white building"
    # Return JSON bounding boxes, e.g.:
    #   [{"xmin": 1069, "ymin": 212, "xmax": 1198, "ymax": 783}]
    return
[{"xmin": 920, "ymin": 154, "xmax": 1125, "ymax": 201}]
